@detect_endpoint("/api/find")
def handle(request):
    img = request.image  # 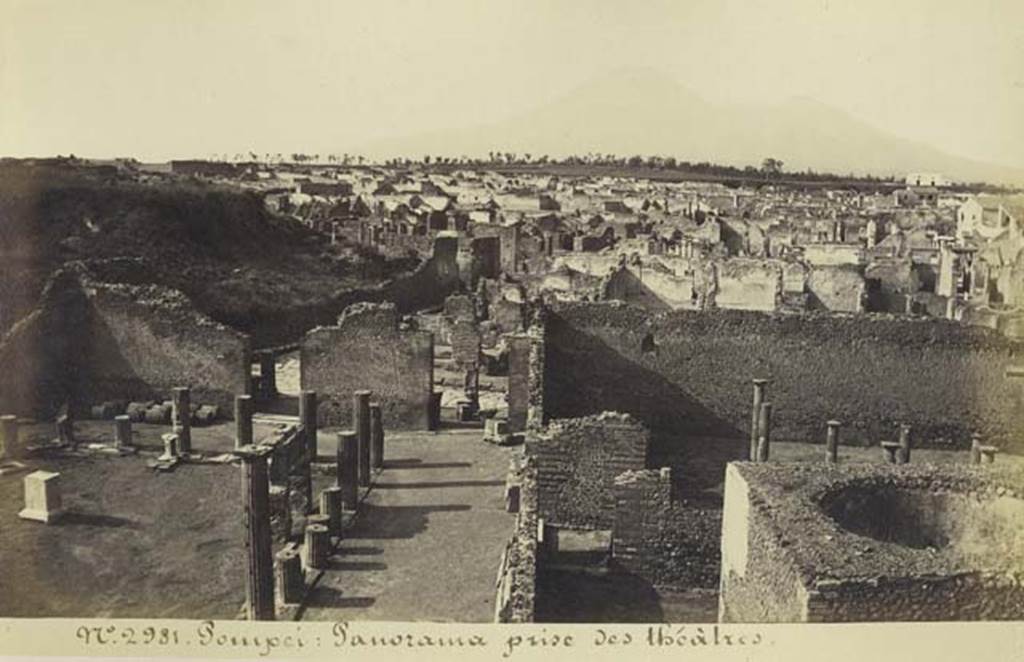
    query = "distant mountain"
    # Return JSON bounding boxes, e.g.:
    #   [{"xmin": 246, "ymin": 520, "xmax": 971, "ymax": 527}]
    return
[{"xmin": 359, "ymin": 68, "xmax": 1024, "ymax": 185}]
